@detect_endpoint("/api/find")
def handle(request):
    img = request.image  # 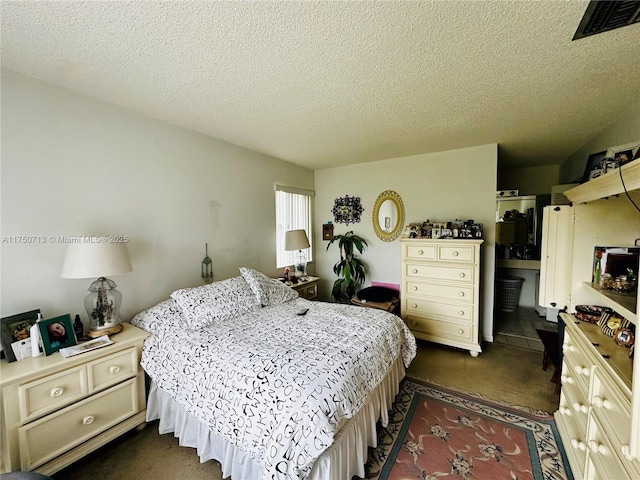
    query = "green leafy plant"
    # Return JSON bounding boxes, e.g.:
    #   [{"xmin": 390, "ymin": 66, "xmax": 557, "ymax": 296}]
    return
[{"xmin": 326, "ymin": 231, "xmax": 368, "ymax": 302}]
